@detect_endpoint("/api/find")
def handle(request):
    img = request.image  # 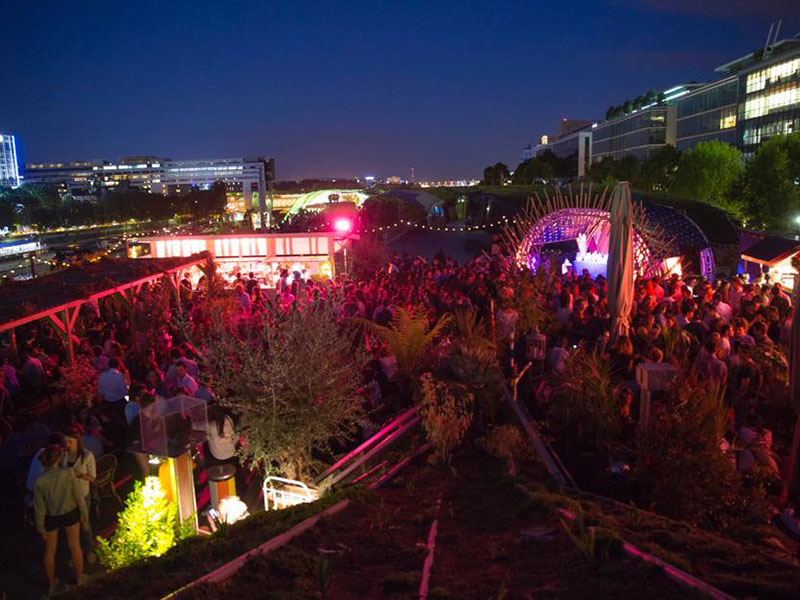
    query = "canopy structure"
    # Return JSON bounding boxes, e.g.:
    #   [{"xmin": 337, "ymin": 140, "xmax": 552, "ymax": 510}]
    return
[
  {"xmin": 504, "ymin": 186, "xmax": 715, "ymax": 280},
  {"xmin": 285, "ymin": 189, "xmax": 370, "ymax": 216},
  {"xmin": 0, "ymin": 256, "xmax": 206, "ymax": 363}
]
